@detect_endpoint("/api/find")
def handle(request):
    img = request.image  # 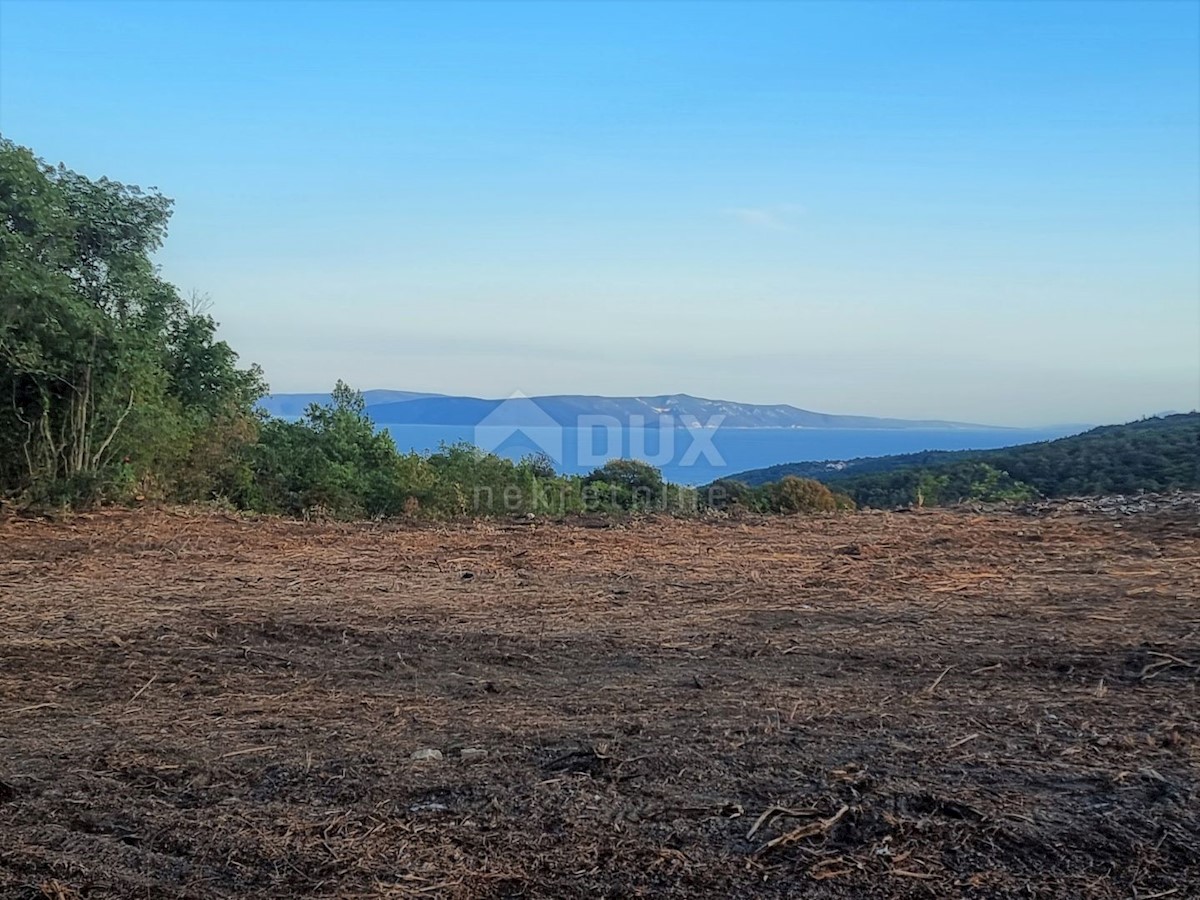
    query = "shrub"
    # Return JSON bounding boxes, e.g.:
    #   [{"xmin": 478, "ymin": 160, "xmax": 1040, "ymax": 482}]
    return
[
  {"xmin": 583, "ymin": 459, "xmax": 665, "ymax": 510},
  {"xmin": 767, "ymin": 476, "xmax": 840, "ymax": 514}
]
